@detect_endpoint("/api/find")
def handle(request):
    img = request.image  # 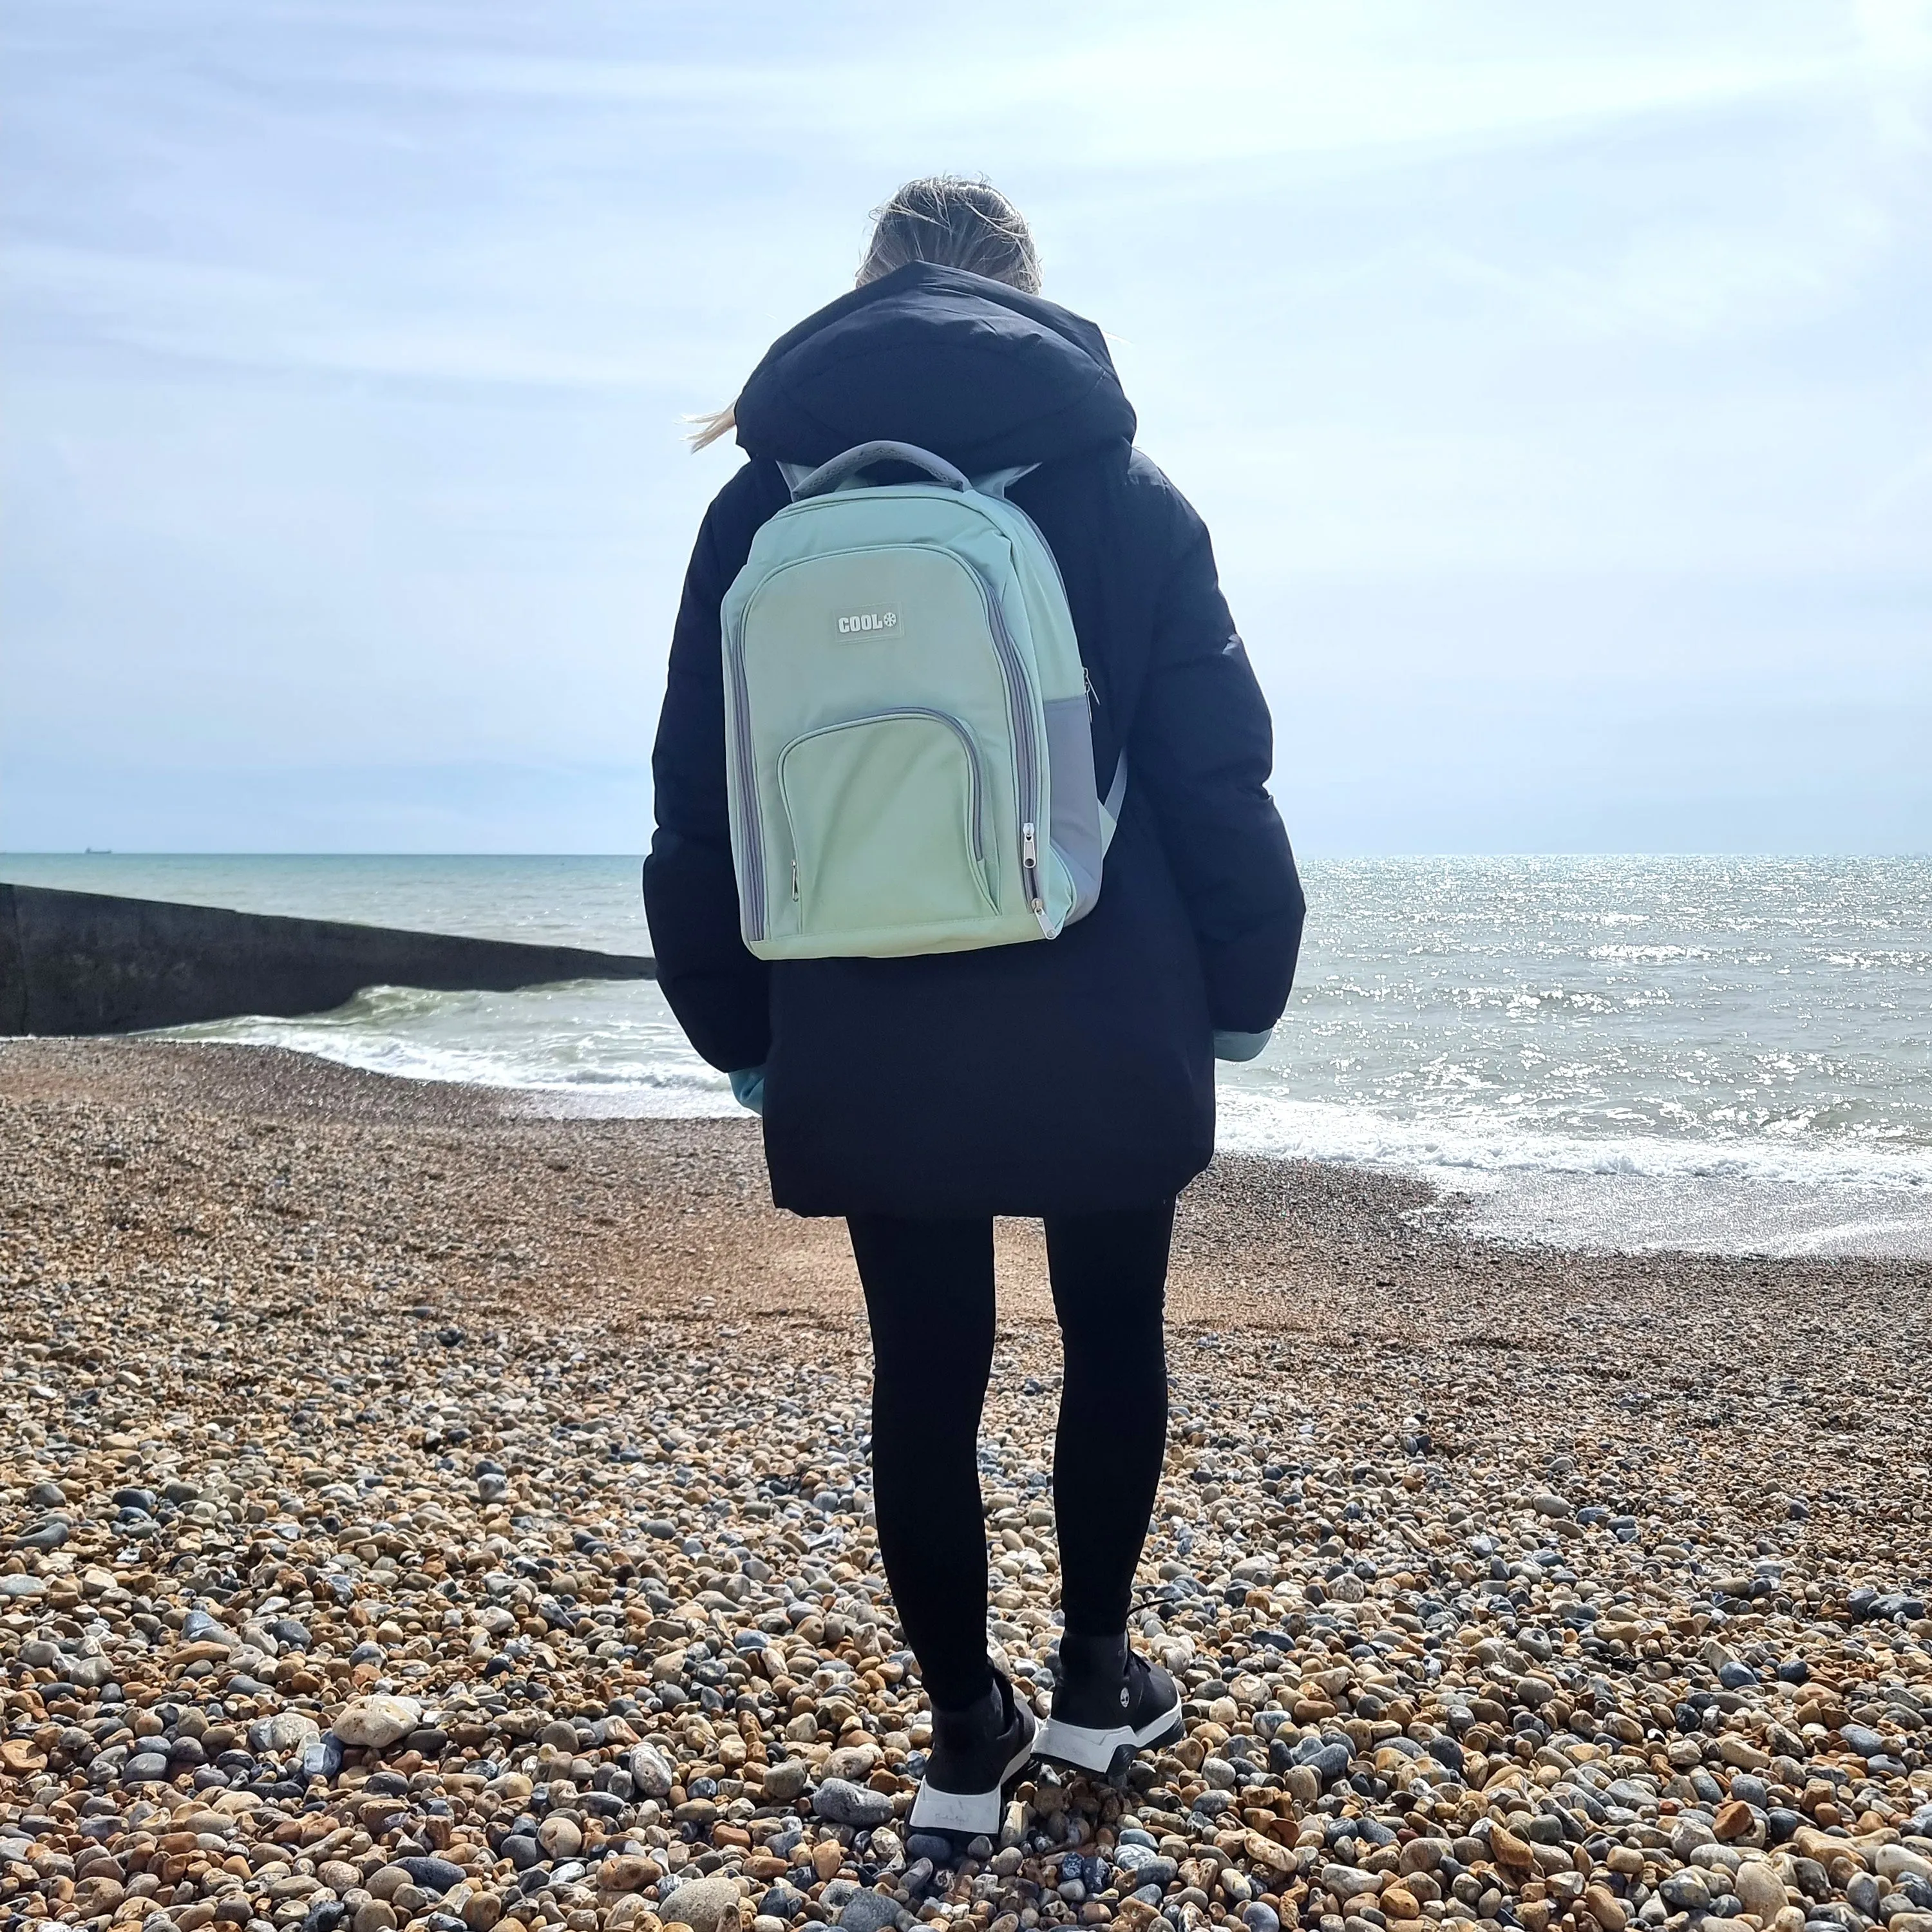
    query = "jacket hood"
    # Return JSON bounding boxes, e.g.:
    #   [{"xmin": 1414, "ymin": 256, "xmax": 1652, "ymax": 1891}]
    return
[{"xmin": 732, "ymin": 262, "xmax": 1135, "ymax": 474}]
